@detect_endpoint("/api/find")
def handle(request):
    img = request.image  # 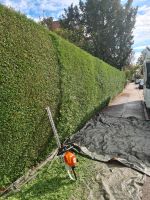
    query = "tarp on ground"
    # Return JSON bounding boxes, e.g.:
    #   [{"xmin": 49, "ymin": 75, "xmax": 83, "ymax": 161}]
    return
[
  {"xmin": 71, "ymin": 114, "xmax": 150, "ymax": 176},
  {"xmin": 69, "ymin": 114, "xmax": 150, "ymax": 200}
]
